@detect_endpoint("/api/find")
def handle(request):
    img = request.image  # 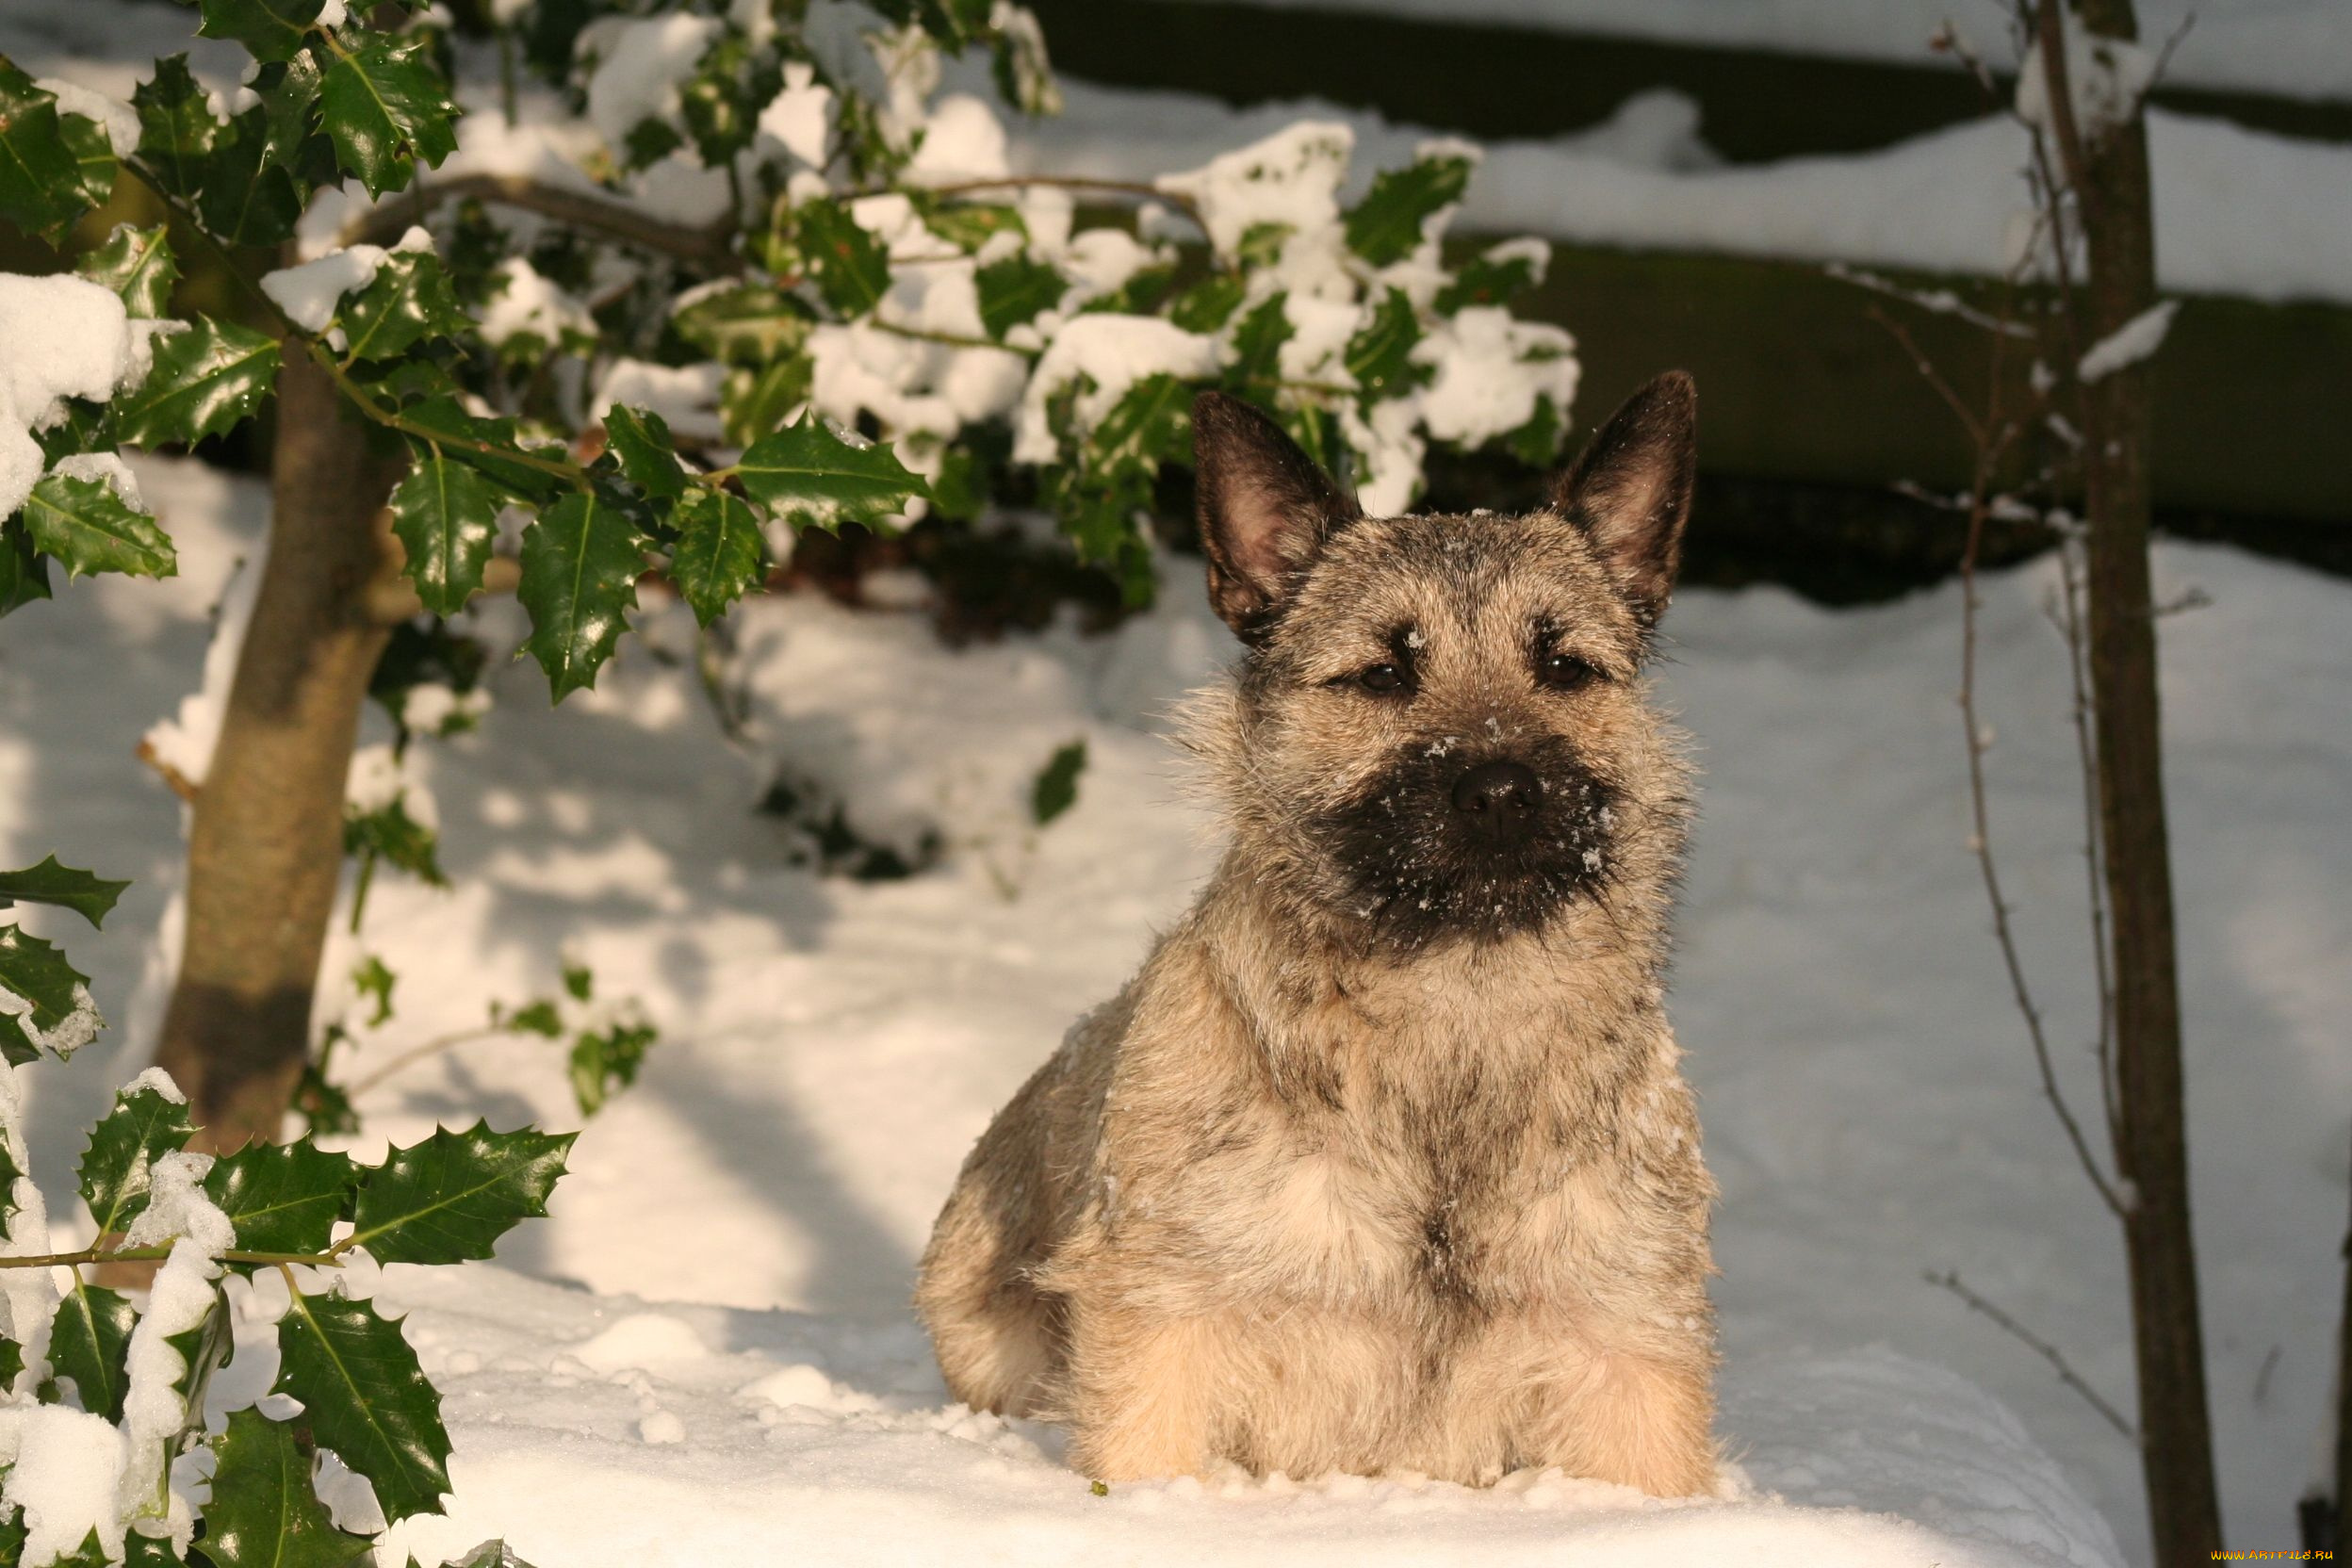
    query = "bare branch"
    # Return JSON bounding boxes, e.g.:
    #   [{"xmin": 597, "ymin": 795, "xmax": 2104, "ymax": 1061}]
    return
[
  {"xmin": 2050, "ymin": 541, "xmax": 2121, "ymax": 1142},
  {"xmin": 1826, "ymin": 262, "xmax": 2036, "ymax": 337},
  {"xmin": 342, "ymin": 172, "xmax": 742, "ymax": 270},
  {"xmin": 1927, "ymin": 1268, "xmax": 2138, "ymax": 1438}
]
